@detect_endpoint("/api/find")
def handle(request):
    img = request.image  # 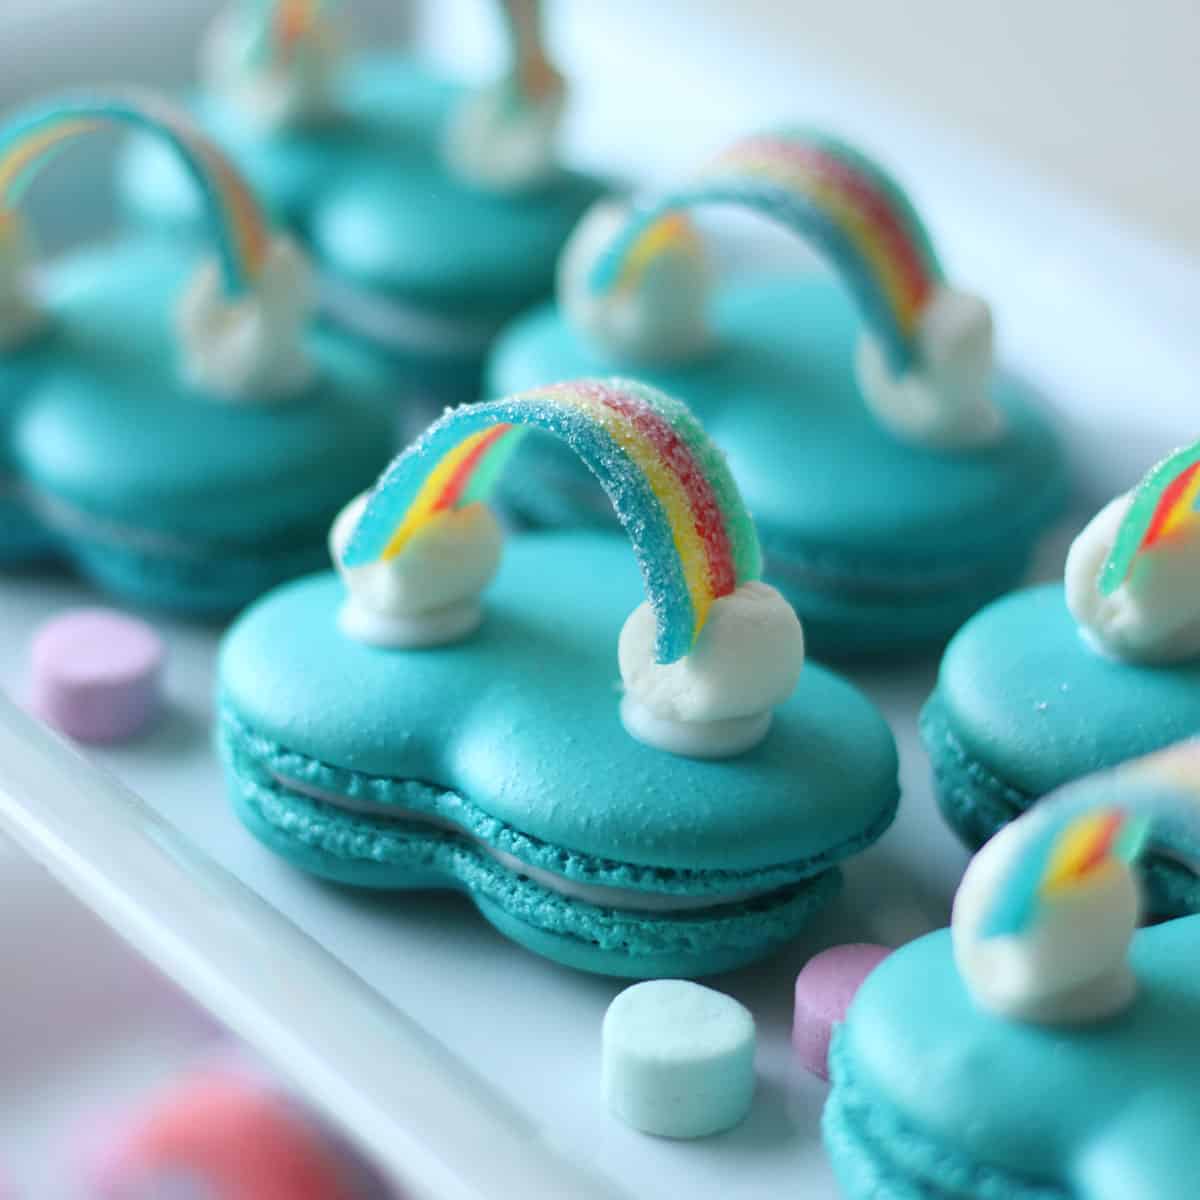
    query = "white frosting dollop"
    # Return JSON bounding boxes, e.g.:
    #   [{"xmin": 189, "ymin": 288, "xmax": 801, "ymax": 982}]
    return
[
  {"xmin": 201, "ymin": 3, "xmax": 343, "ymax": 132},
  {"xmin": 1066, "ymin": 491, "xmax": 1200, "ymax": 664},
  {"xmin": 444, "ymin": 75, "xmax": 565, "ymax": 192},
  {"xmin": 952, "ymin": 814, "xmax": 1140, "ymax": 1024},
  {"xmin": 559, "ymin": 200, "xmax": 712, "ymax": 365},
  {"xmin": 618, "ymin": 581, "xmax": 804, "ymax": 758},
  {"xmin": 175, "ymin": 235, "xmax": 315, "ymax": 401},
  {"xmin": 0, "ymin": 216, "xmax": 43, "ymax": 349},
  {"xmin": 857, "ymin": 286, "xmax": 1004, "ymax": 449},
  {"xmin": 330, "ymin": 492, "xmax": 504, "ymax": 648}
]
